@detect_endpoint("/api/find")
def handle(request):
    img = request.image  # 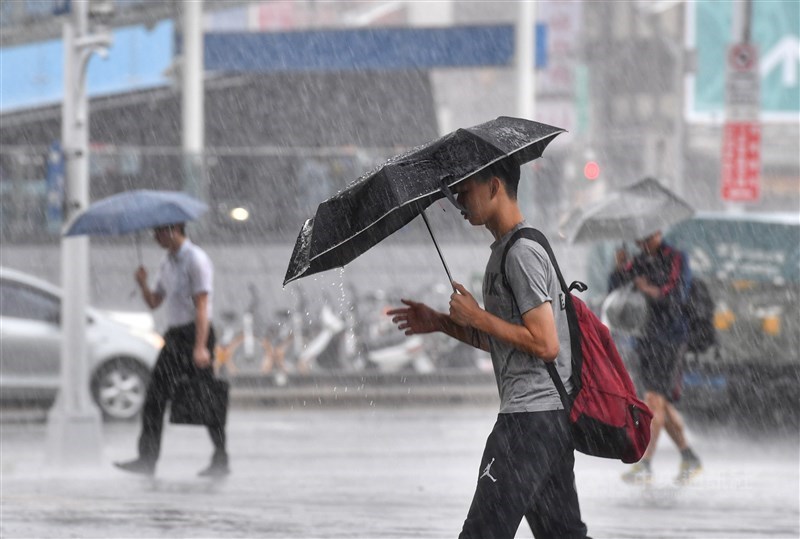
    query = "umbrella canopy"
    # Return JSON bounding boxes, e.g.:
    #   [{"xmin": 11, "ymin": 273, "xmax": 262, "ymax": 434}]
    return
[
  {"xmin": 63, "ymin": 190, "xmax": 208, "ymax": 237},
  {"xmin": 284, "ymin": 116, "xmax": 565, "ymax": 285},
  {"xmin": 559, "ymin": 178, "xmax": 695, "ymax": 243}
]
